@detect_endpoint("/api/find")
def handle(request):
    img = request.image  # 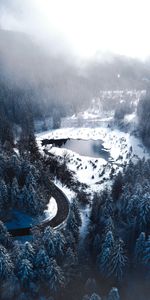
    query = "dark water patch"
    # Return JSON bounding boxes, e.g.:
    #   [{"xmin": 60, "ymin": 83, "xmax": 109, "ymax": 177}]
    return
[{"xmin": 42, "ymin": 138, "xmax": 69, "ymax": 147}]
